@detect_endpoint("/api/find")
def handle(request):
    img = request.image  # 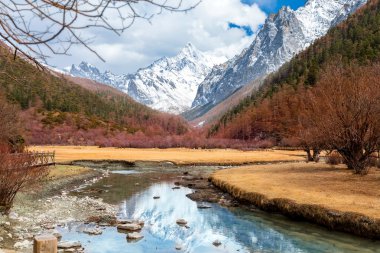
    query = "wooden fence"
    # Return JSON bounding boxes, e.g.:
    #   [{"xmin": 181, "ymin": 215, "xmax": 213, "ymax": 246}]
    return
[
  {"xmin": 9, "ymin": 151, "xmax": 56, "ymax": 168},
  {"xmin": 31, "ymin": 151, "xmax": 56, "ymax": 167}
]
